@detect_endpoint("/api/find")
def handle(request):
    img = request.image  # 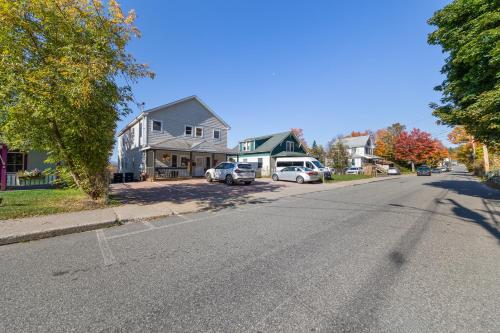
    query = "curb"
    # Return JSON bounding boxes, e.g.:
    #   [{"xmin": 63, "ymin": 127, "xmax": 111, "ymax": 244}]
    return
[
  {"xmin": 0, "ymin": 219, "xmax": 120, "ymax": 246},
  {"xmin": 0, "ymin": 175, "xmax": 406, "ymax": 246}
]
